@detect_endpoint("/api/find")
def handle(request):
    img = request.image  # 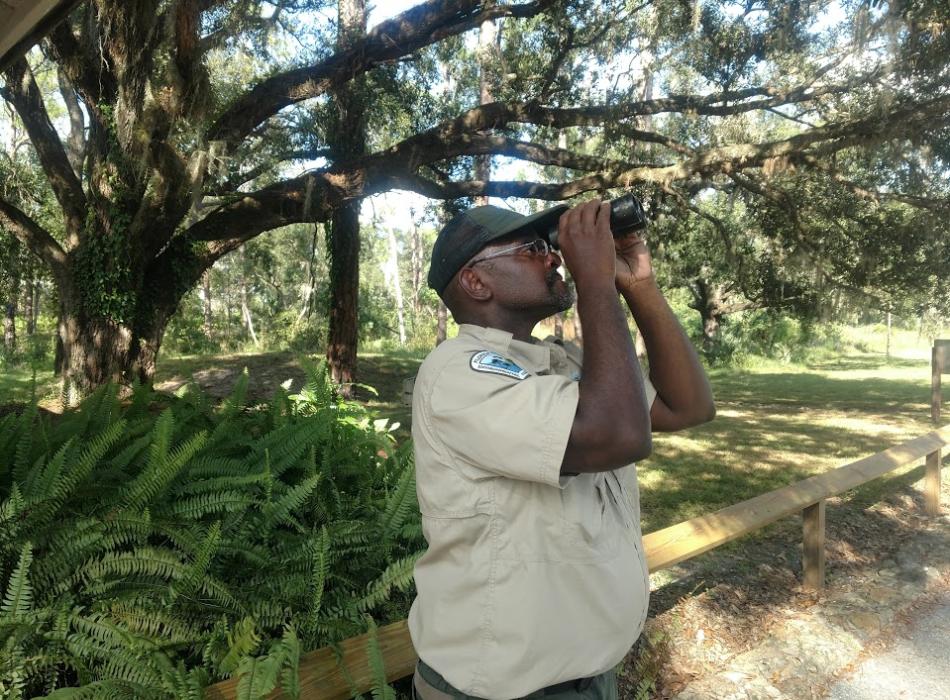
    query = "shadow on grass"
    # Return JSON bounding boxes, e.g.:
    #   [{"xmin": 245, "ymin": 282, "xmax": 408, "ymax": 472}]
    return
[
  {"xmin": 638, "ymin": 407, "xmax": 934, "ymax": 534},
  {"xmin": 709, "ymin": 371, "xmax": 940, "ymax": 418}
]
